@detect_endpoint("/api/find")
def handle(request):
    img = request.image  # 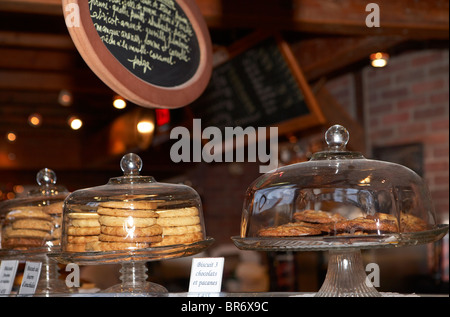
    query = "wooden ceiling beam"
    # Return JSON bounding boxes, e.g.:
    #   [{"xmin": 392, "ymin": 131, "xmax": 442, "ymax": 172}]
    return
[
  {"xmin": 0, "ymin": 31, "xmax": 75, "ymax": 50},
  {"xmin": 292, "ymin": 35, "xmax": 406, "ymax": 81},
  {"xmin": 0, "ymin": 69, "xmax": 112, "ymax": 94},
  {"xmin": 0, "ymin": 47, "xmax": 78, "ymax": 72},
  {"xmin": 2, "ymin": 0, "xmax": 448, "ymax": 39},
  {"xmin": 196, "ymin": 0, "xmax": 449, "ymax": 39},
  {"xmin": 0, "ymin": 0, "xmax": 62, "ymax": 15}
]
